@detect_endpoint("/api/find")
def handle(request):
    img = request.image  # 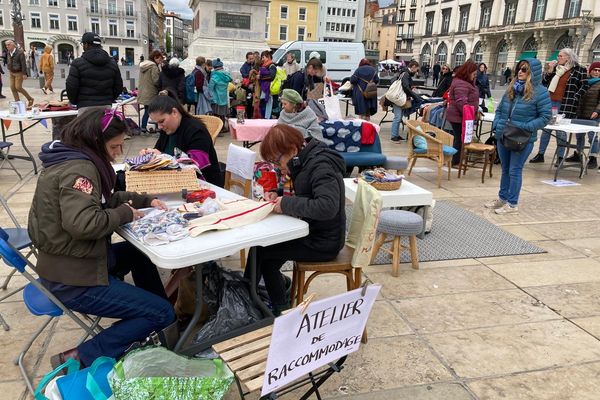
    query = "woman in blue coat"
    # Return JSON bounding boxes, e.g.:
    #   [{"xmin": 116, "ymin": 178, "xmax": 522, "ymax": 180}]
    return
[
  {"xmin": 487, "ymin": 58, "xmax": 551, "ymax": 214},
  {"xmin": 350, "ymin": 59, "xmax": 379, "ymax": 121}
]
